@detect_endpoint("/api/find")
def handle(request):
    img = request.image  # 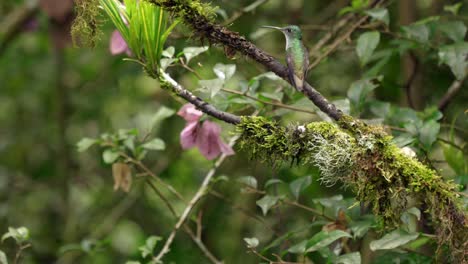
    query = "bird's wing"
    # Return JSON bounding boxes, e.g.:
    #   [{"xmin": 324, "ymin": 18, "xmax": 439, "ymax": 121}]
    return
[{"xmin": 286, "ymin": 54, "xmax": 297, "ymax": 89}]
